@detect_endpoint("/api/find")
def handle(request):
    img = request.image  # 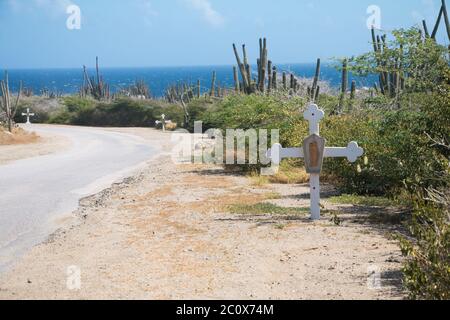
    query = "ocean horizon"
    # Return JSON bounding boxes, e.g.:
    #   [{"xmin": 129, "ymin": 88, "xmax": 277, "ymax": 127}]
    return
[{"xmin": 3, "ymin": 63, "xmax": 375, "ymax": 98}]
